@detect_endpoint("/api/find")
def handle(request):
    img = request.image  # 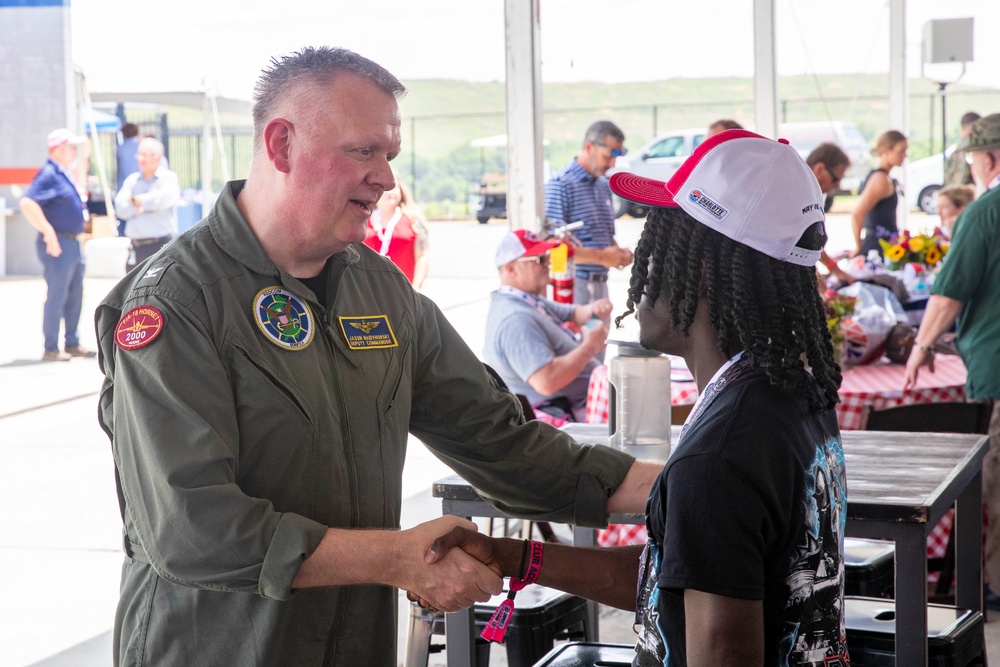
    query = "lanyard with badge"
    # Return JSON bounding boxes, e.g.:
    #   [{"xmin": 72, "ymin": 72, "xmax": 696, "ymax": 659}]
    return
[
  {"xmin": 496, "ymin": 286, "xmax": 577, "ymax": 340},
  {"xmin": 370, "ymin": 207, "xmax": 403, "ymax": 256}
]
